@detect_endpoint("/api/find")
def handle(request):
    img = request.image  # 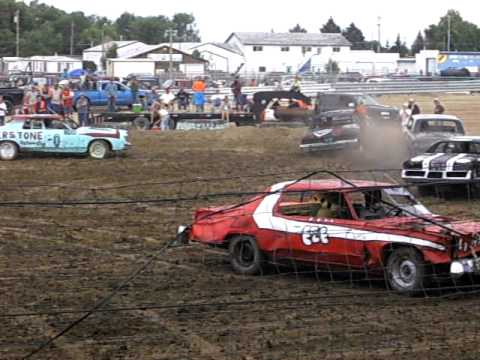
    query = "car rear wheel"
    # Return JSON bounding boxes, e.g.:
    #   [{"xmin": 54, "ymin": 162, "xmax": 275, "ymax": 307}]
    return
[
  {"xmin": 386, "ymin": 247, "xmax": 426, "ymax": 295},
  {"xmin": 88, "ymin": 140, "xmax": 110, "ymax": 159},
  {"xmin": 0, "ymin": 141, "xmax": 18, "ymax": 161},
  {"xmin": 229, "ymin": 235, "xmax": 264, "ymax": 275}
]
